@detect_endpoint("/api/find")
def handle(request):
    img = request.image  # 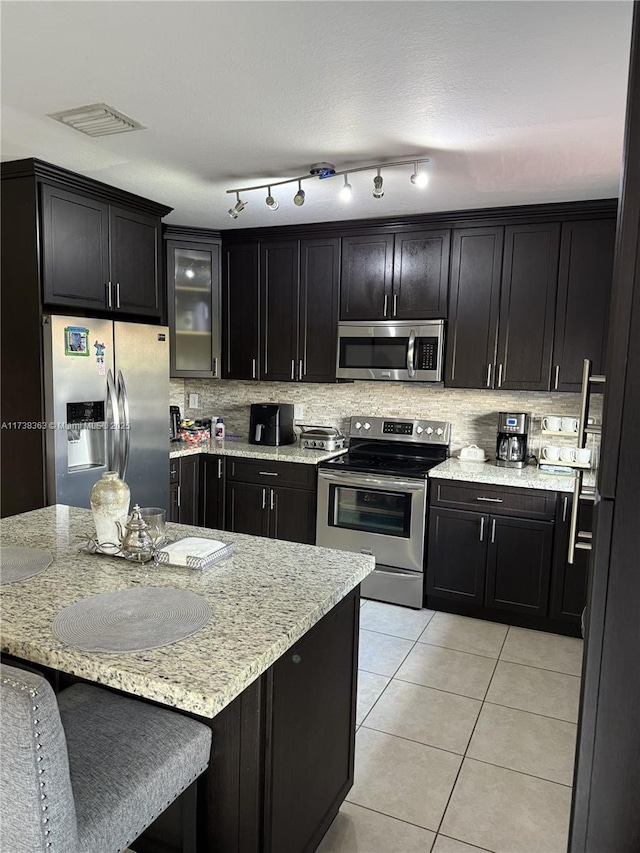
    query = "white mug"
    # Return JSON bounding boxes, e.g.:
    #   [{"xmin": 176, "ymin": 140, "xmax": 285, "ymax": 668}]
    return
[
  {"xmin": 542, "ymin": 446, "xmax": 561, "ymax": 461},
  {"xmin": 543, "ymin": 415, "xmax": 562, "ymax": 432},
  {"xmin": 575, "ymin": 447, "xmax": 592, "ymax": 465},
  {"xmin": 560, "ymin": 447, "xmax": 577, "ymax": 463},
  {"xmin": 561, "ymin": 417, "xmax": 579, "ymax": 433}
]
